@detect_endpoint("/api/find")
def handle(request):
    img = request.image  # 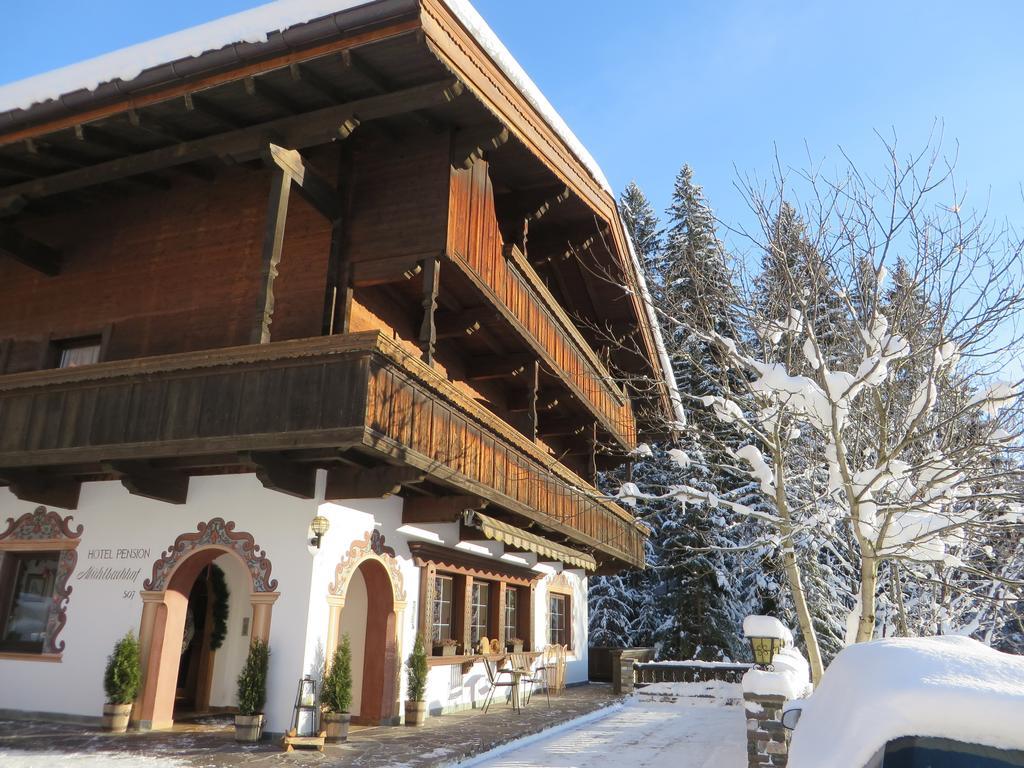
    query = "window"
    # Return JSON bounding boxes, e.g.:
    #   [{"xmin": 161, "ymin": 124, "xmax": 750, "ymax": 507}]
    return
[
  {"xmin": 504, "ymin": 588, "xmax": 518, "ymax": 644},
  {"xmin": 0, "ymin": 553, "xmax": 60, "ymax": 654},
  {"xmin": 431, "ymin": 575, "xmax": 453, "ymax": 644},
  {"xmin": 548, "ymin": 593, "xmax": 569, "ymax": 648},
  {"xmin": 53, "ymin": 336, "xmax": 102, "ymax": 369},
  {"xmin": 470, "ymin": 582, "xmax": 490, "ymax": 647}
]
